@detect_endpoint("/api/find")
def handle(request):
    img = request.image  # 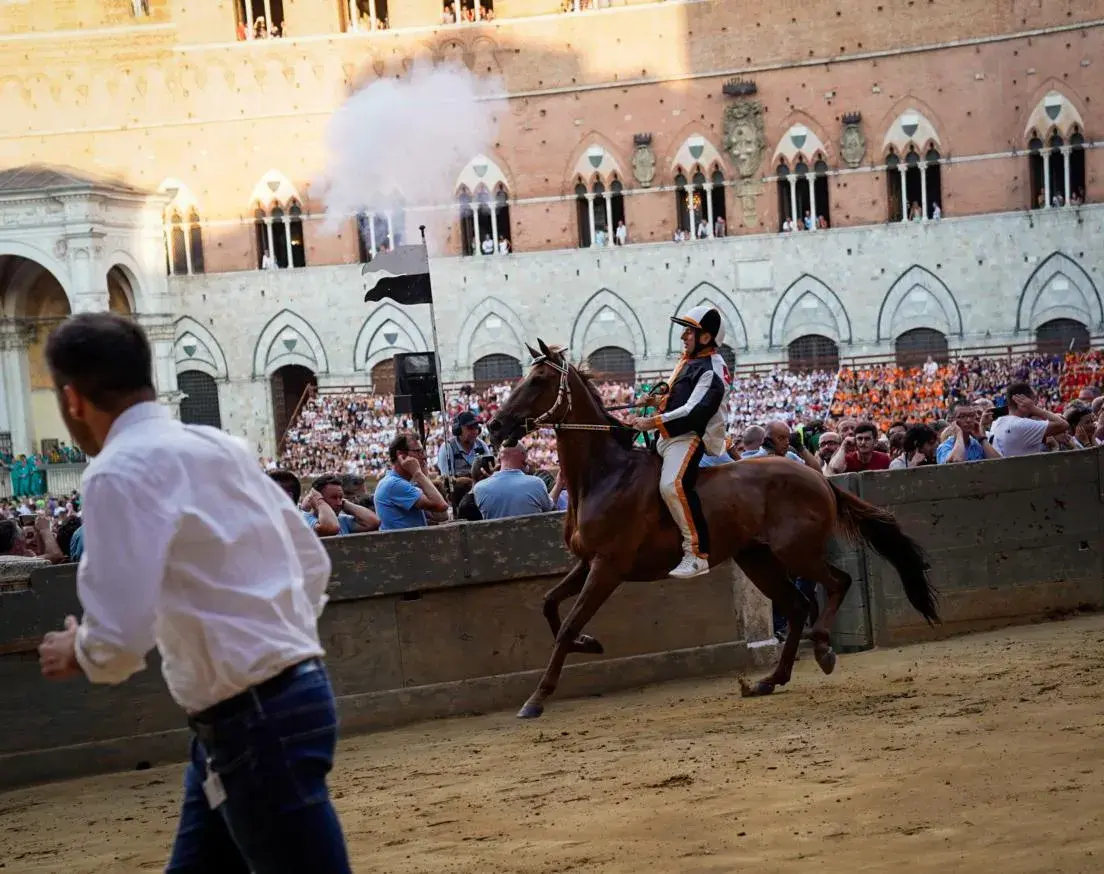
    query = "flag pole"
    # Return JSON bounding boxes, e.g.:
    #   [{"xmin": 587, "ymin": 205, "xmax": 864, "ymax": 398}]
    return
[{"xmin": 420, "ymin": 225, "xmax": 451, "ymax": 466}]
